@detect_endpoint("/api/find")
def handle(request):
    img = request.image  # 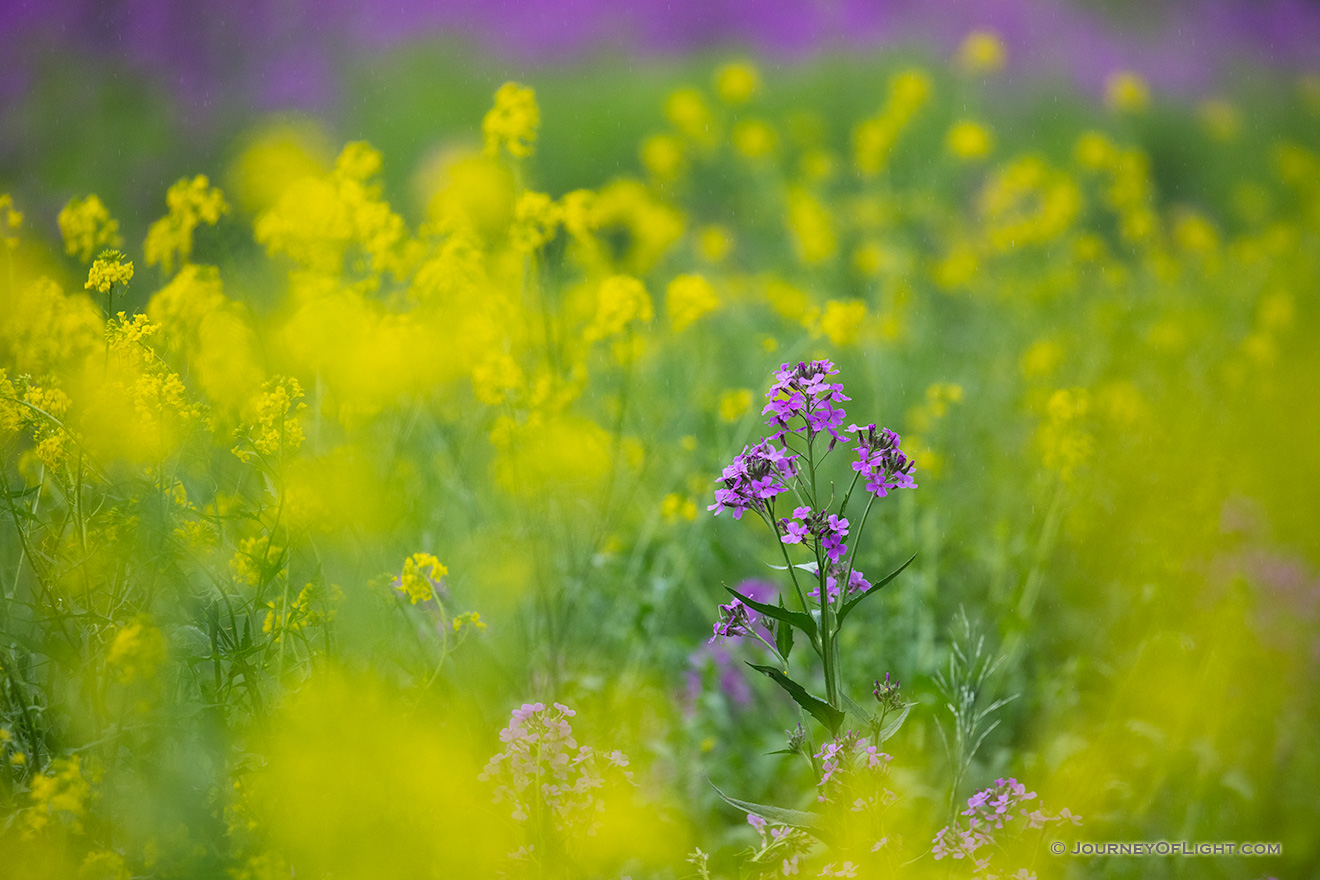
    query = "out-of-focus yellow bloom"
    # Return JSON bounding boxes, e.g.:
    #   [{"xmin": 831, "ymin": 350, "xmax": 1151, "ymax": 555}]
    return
[
  {"xmin": 0, "ymin": 194, "xmax": 21, "ymax": 251},
  {"xmin": 854, "ymin": 68, "xmax": 931, "ymax": 176},
  {"xmin": 106, "ymin": 619, "xmax": 166, "ymax": 684},
  {"xmin": 665, "ymin": 88, "xmax": 717, "ymax": 146},
  {"xmin": 395, "ymin": 553, "xmax": 447, "ymax": 605},
  {"xmin": 84, "ymin": 250, "xmax": 133, "ymax": 295},
  {"xmin": 714, "ymin": 61, "xmax": 760, "ymax": 105},
  {"xmin": 1020, "ymin": 338, "xmax": 1065, "ymax": 380},
  {"xmin": 472, "ymin": 352, "xmax": 526, "ymax": 406},
  {"xmin": 144, "ymin": 175, "xmax": 229, "ymax": 274},
  {"xmin": 932, "ymin": 241, "xmax": 980, "ymax": 291},
  {"xmin": 24, "ymin": 756, "xmax": 90, "ymax": 836},
  {"xmin": 483, "ymin": 82, "xmax": 540, "ymax": 159},
  {"xmin": 510, "ymin": 190, "xmax": 562, "ymax": 252},
  {"xmin": 661, "ymin": 493, "xmax": 698, "ymax": 523},
  {"xmin": 731, "ymin": 118, "xmax": 778, "ymax": 159},
  {"xmin": 586, "ymin": 275, "xmax": 653, "ymax": 341},
  {"xmin": 980, "ymin": 155, "xmax": 1082, "ymax": 250},
  {"xmin": 1172, "ymin": 211, "xmax": 1220, "ymax": 254},
  {"xmin": 946, "ymin": 120, "xmax": 995, "ymax": 160},
  {"xmin": 640, "ymin": 133, "xmax": 687, "ymax": 182},
  {"xmin": 228, "ymin": 119, "xmax": 333, "ymax": 214},
  {"xmin": 579, "ymin": 180, "xmax": 683, "ymax": 274},
  {"xmin": 695, "ymin": 225, "xmax": 732, "ymax": 264},
  {"xmin": 1074, "ymin": 131, "xmax": 1119, "ymax": 170},
  {"xmin": 452, "ymin": 611, "xmax": 486, "ymax": 633},
  {"xmin": 1039, "ymin": 388, "xmax": 1093, "ymax": 481},
  {"xmin": 57, "ymin": 194, "xmax": 121, "ymax": 262},
  {"xmin": 1198, "ymin": 99, "xmax": 1240, "ymax": 141},
  {"xmin": 718, "ymin": 388, "xmax": 753, "ymax": 423},
  {"xmin": 234, "ymin": 377, "xmax": 306, "ymax": 463},
  {"xmin": 1106, "ymin": 71, "xmax": 1151, "ymax": 113},
  {"xmin": 786, "ymin": 187, "xmax": 837, "ymax": 265},
  {"xmin": 818, "ymin": 299, "xmax": 867, "ymax": 346},
  {"xmin": 666, "ymin": 274, "xmax": 720, "ymax": 332},
  {"xmin": 957, "ymin": 30, "xmax": 1006, "ymax": 74}
]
